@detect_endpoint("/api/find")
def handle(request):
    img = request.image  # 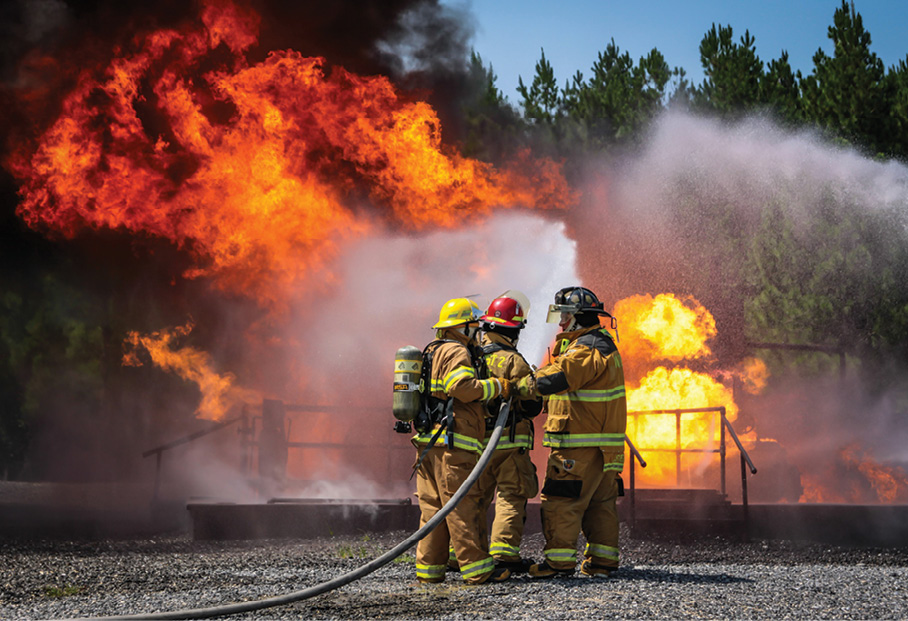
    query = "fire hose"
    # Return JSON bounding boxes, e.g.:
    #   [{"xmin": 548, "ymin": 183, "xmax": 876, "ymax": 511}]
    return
[{"xmin": 76, "ymin": 399, "xmax": 512, "ymax": 621}]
